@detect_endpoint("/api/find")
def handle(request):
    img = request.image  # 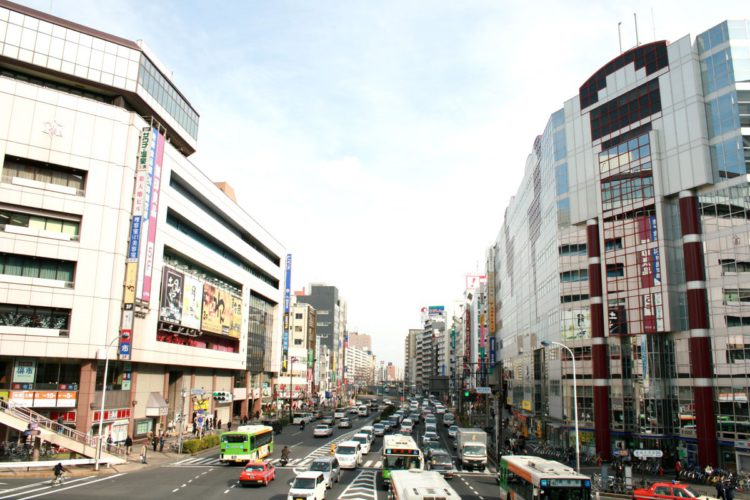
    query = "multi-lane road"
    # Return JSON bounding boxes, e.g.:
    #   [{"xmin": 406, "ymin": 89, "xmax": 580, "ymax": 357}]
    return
[{"xmin": 0, "ymin": 408, "xmax": 499, "ymax": 499}]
